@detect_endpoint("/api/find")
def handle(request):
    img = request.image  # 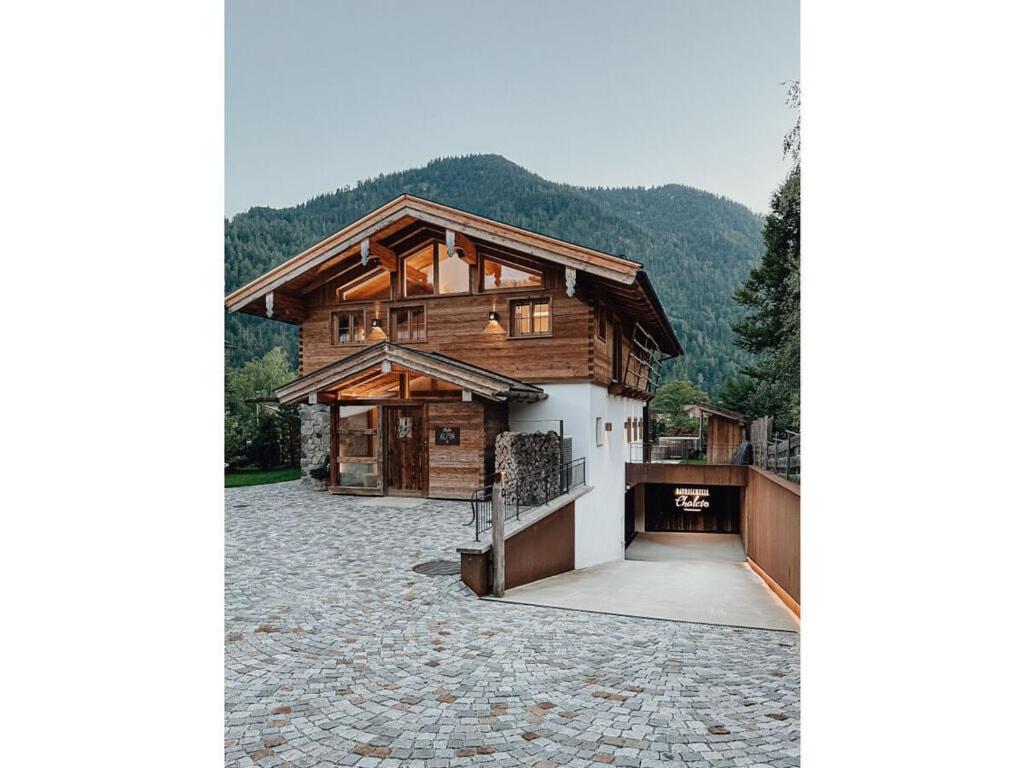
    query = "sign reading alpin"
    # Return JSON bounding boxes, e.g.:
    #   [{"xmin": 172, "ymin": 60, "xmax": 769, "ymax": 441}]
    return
[{"xmin": 674, "ymin": 487, "xmax": 711, "ymax": 509}]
